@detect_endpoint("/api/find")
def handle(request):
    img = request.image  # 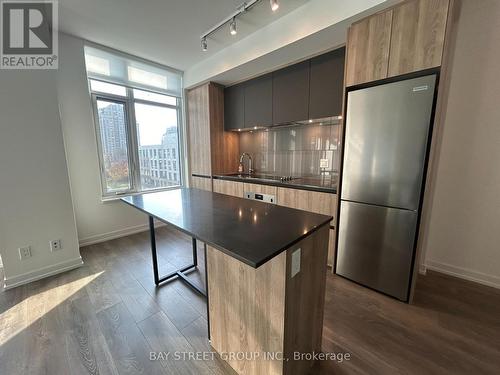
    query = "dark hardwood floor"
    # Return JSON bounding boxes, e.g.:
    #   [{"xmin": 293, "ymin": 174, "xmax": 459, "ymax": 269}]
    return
[{"xmin": 1, "ymin": 226, "xmax": 499, "ymax": 374}]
